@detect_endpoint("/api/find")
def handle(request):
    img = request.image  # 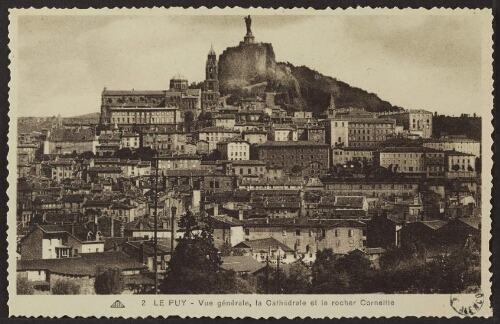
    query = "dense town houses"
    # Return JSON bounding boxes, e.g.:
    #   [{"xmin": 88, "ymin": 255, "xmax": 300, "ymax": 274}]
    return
[{"xmin": 16, "ymin": 24, "xmax": 482, "ymax": 295}]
